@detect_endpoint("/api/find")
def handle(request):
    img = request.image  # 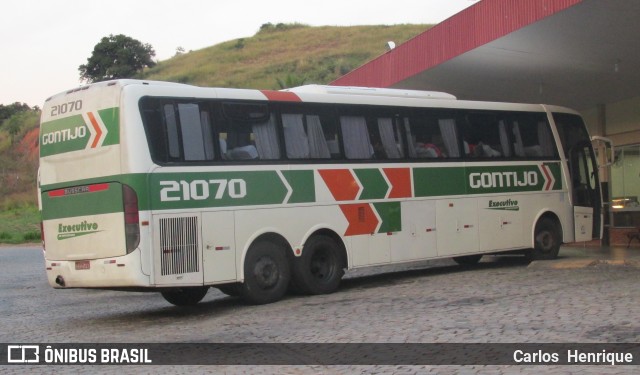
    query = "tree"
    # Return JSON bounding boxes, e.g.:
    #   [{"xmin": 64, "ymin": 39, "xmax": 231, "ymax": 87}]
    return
[
  {"xmin": 2, "ymin": 108, "xmax": 40, "ymax": 144},
  {"xmin": 0, "ymin": 103, "xmax": 31, "ymax": 124},
  {"xmin": 79, "ymin": 34, "xmax": 156, "ymax": 83}
]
